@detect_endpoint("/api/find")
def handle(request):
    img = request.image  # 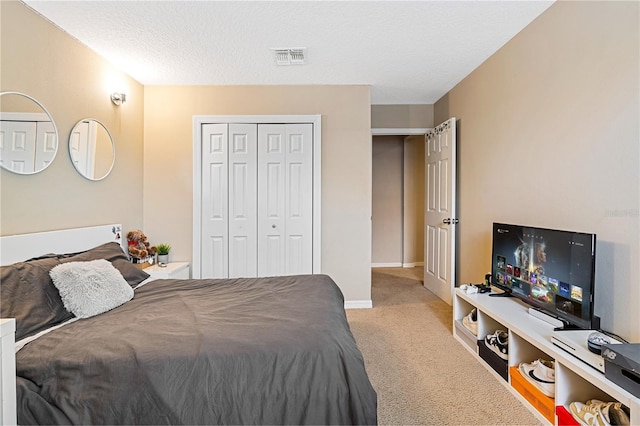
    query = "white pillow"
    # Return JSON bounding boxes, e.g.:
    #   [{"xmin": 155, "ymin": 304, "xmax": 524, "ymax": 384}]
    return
[{"xmin": 50, "ymin": 259, "xmax": 134, "ymax": 318}]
